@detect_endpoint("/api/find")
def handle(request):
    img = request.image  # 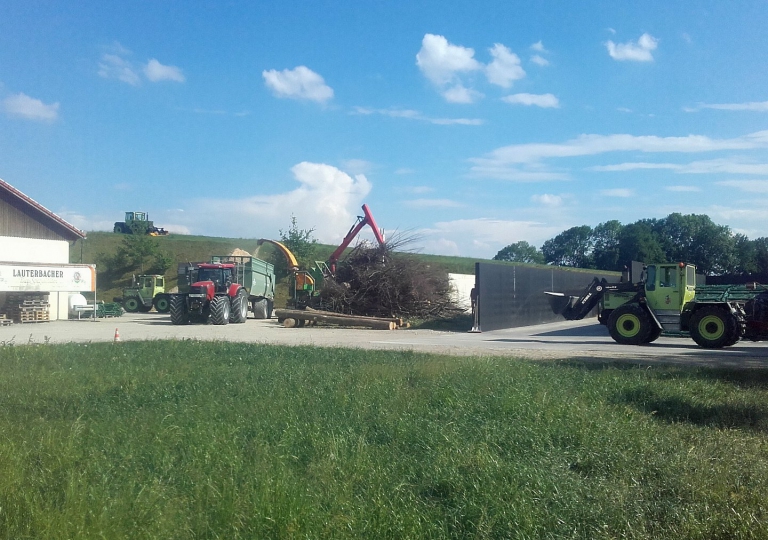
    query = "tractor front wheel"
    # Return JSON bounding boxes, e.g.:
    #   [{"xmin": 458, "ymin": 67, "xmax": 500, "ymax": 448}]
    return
[
  {"xmin": 124, "ymin": 297, "xmax": 140, "ymax": 313},
  {"xmin": 210, "ymin": 295, "xmax": 231, "ymax": 325},
  {"xmin": 689, "ymin": 306, "xmax": 738, "ymax": 349},
  {"xmin": 230, "ymin": 289, "xmax": 248, "ymax": 324},
  {"xmin": 607, "ymin": 304, "xmax": 652, "ymax": 345},
  {"xmin": 169, "ymin": 295, "xmax": 189, "ymax": 325},
  {"xmin": 153, "ymin": 295, "xmax": 170, "ymax": 313}
]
